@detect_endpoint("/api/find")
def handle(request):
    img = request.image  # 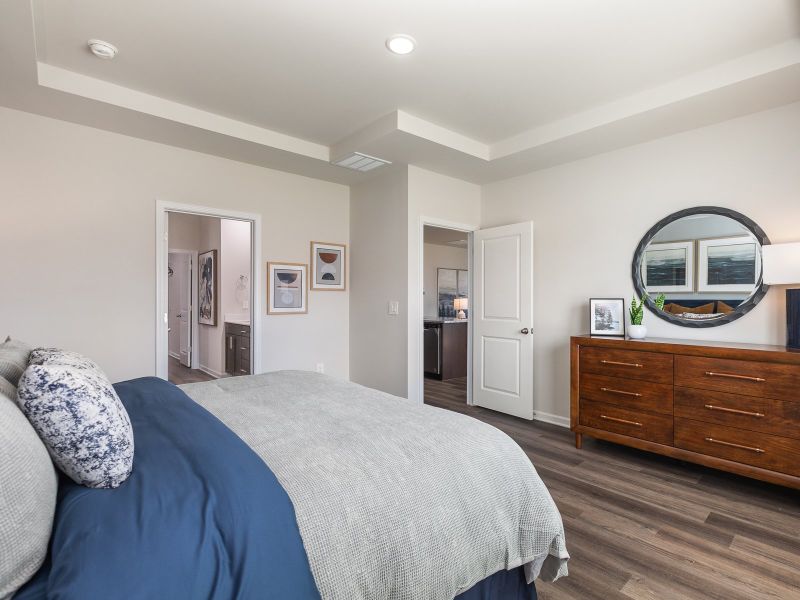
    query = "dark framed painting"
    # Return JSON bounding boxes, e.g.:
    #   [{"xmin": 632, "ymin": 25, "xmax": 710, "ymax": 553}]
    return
[
  {"xmin": 642, "ymin": 241, "xmax": 694, "ymax": 293},
  {"xmin": 697, "ymin": 235, "xmax": 759, "ymax": 293},
  {"xmin": 310, "ymin": 241, "xmax": 346, "ymax": 291},
  {"xmin": 589, "ymin": 298, "xmax": 625, "ymax": 337},
  {"xmin": 267, "ymin": 262, "xmax": 308, "ymax": 314},
  {"xmin": 198, "ymin": 249, "xmax": 217, "ymax": 326}
]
